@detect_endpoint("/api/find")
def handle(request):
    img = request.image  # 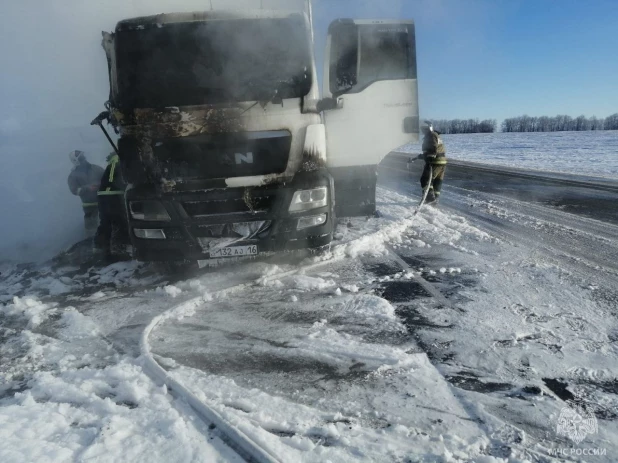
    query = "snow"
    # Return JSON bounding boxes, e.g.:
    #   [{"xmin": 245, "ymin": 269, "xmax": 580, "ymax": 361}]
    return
[
  {"xmin": 3, "ymin": 159, "xmax": 618, "ymax": 461},
  {"xmin": 399, "ymin": 130, "xmax": 618, "ymax": 179},
  {"xmin": 147, "ymin": 182, "xmax": 618, "ymax": 461},
  {"xmin": 2, "ymin": 297, "xmax": 57, "ymax": 329},
  {"xmin": 290, "ymin": 325, "xmax": 414, "ymax": 372},
  {"xmin": 158, "ymin": 285, "xmax": 183, "ymax": 298},
  {"xmin": 141, "ymin": 194, "xmax": 518, "ymax": 461},
  {"xmin": 287, "ymin": 275, "xmax": 337, "ymax": 291},
  {"xmin": 163, "ymin": 354, "xmax": 494, "ymax": 463},
  {"xmin": 0, "ymin": 292, "xmax": 247, "ymax": 463},
  {"xmin": 1, "ymin": 361, "xmax": 238, "ymax": 463},
  {"xmin": 339, "ymin": 294, "xmax": 397, "ymax": 321},
  {"xmin": 332, "ymin": 193, "xmax": 490, "ymax": 261}
]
